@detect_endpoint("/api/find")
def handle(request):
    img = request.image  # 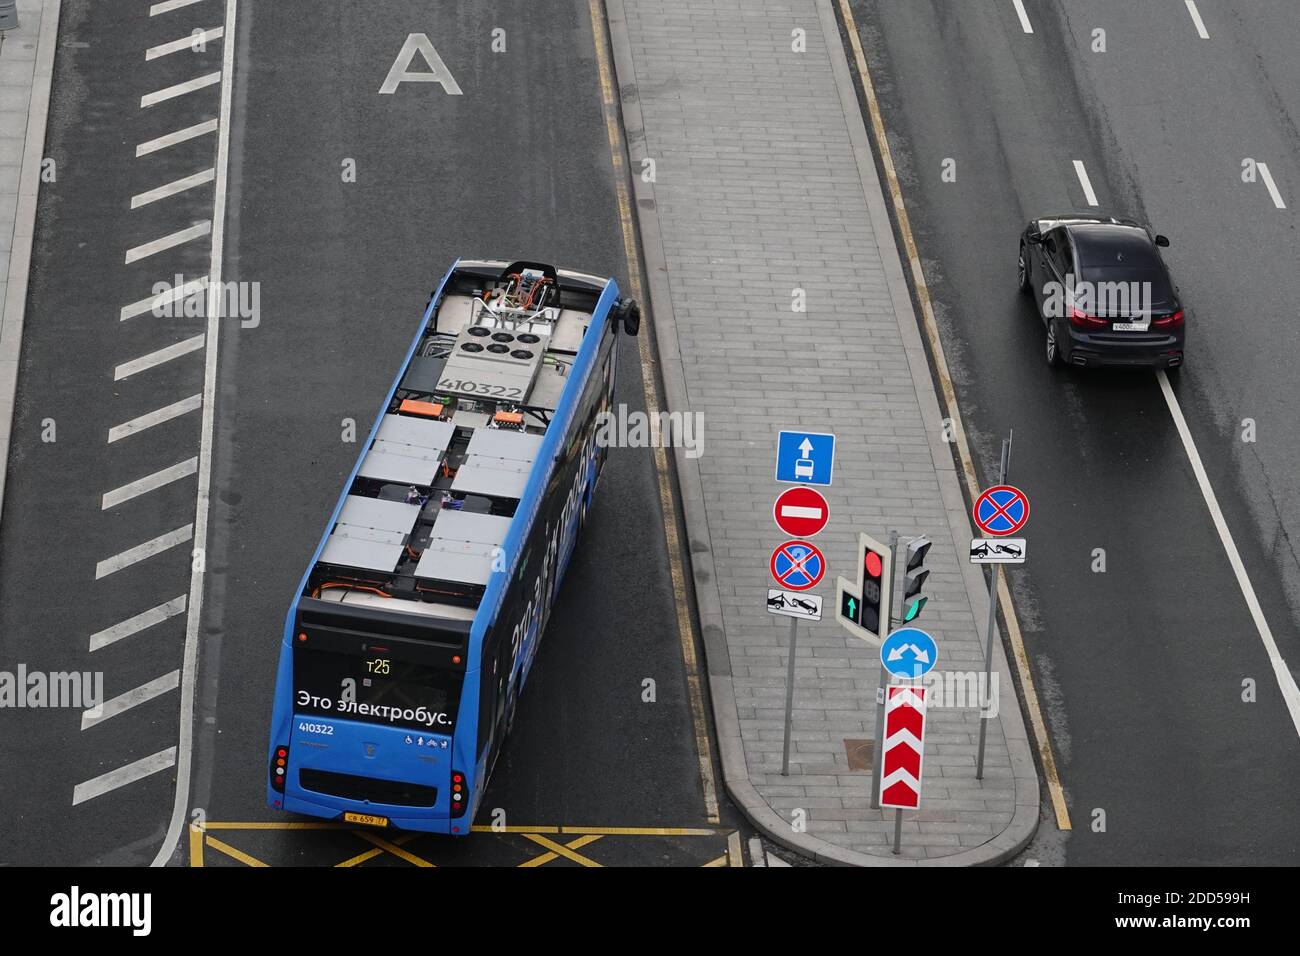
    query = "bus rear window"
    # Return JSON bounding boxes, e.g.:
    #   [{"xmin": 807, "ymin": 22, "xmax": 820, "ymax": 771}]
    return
[{"xmin": 293, "ymin": 644, "xmax": 462, "ymax": 732}]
